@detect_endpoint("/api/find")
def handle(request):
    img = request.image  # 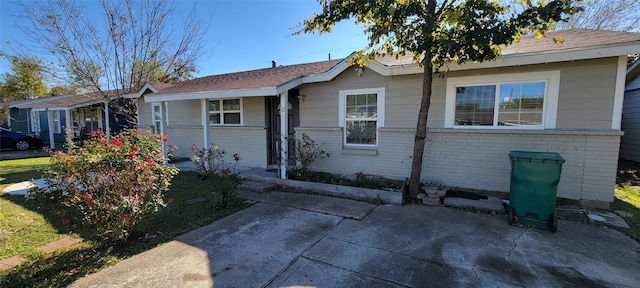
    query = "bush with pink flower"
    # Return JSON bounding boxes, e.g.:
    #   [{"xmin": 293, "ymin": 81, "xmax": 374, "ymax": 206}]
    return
[
  {"xmin": 30, "ymin": 128, "xmax": 179, "ymax": 244},
  {"xmin": 190, "ymin": 143, "xmax": 240, "ymax": 178}
]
